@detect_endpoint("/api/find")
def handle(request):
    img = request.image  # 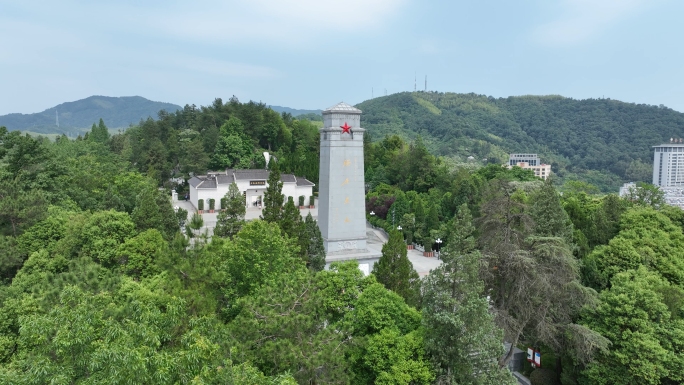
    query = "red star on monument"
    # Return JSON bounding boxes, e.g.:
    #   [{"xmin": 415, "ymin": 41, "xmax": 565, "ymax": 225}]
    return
[{"xmin": 340, "ymin": 122, "xmax": 352, "ymax": 134}]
